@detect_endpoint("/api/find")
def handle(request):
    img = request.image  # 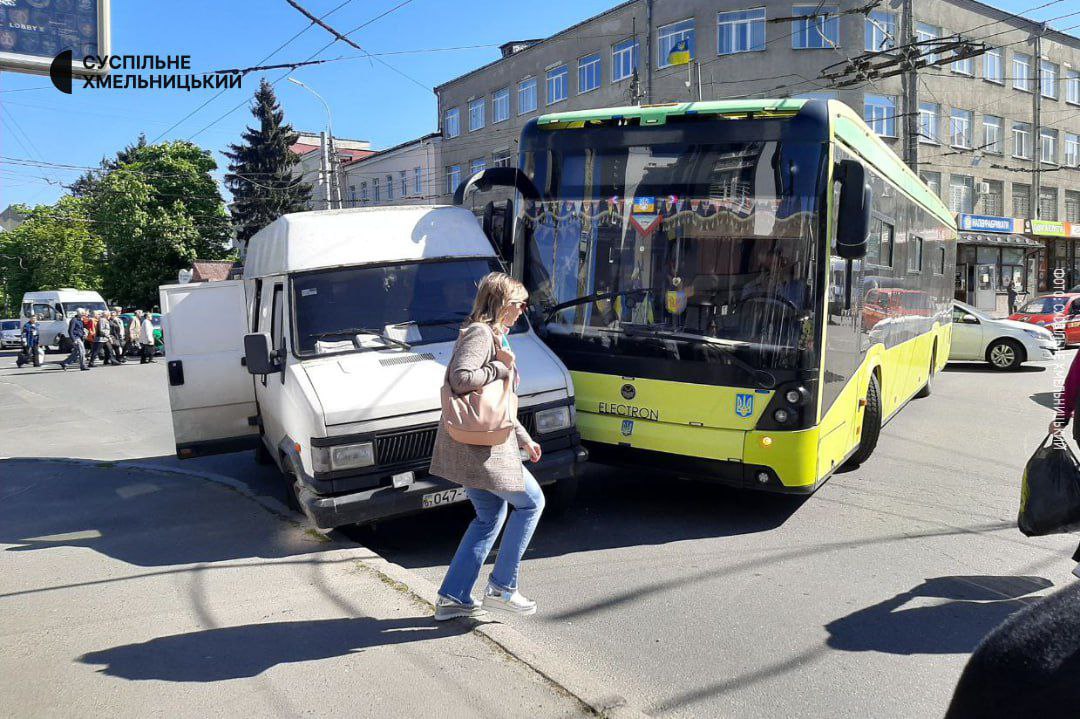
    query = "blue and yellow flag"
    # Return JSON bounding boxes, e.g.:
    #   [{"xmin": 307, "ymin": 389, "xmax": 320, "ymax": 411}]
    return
[{"xmin": 667, "ymin": 39, "xmax": 692, "ymax": 66}]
